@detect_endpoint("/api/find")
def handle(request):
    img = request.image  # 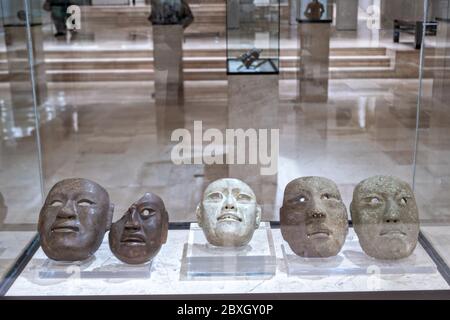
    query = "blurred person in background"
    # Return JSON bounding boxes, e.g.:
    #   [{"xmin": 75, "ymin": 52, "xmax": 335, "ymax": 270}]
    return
[{"xmin": 43, "ymin": 0, "xmax": 72, "ymax": 37}]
